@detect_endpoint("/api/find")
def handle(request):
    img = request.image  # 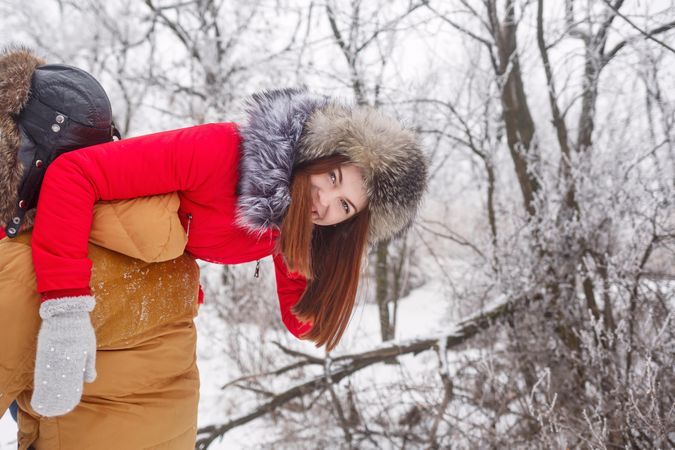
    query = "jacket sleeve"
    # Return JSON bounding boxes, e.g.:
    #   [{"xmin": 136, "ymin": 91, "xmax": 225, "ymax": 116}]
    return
[
  {"xmin": 272, "ymin": 253, "xmax": 313, "ymax": 339},
  {"xmin": 31, "ymin": 123, "xmax": 240, "ymax": 299}
]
